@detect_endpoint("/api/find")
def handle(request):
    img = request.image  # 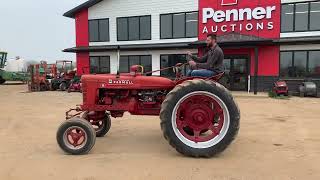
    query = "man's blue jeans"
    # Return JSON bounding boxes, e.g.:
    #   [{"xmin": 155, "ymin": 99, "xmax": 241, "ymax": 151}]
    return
[{"xmin": 187, "ymin": 69, "xmax": 217, "ymax": 77}]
